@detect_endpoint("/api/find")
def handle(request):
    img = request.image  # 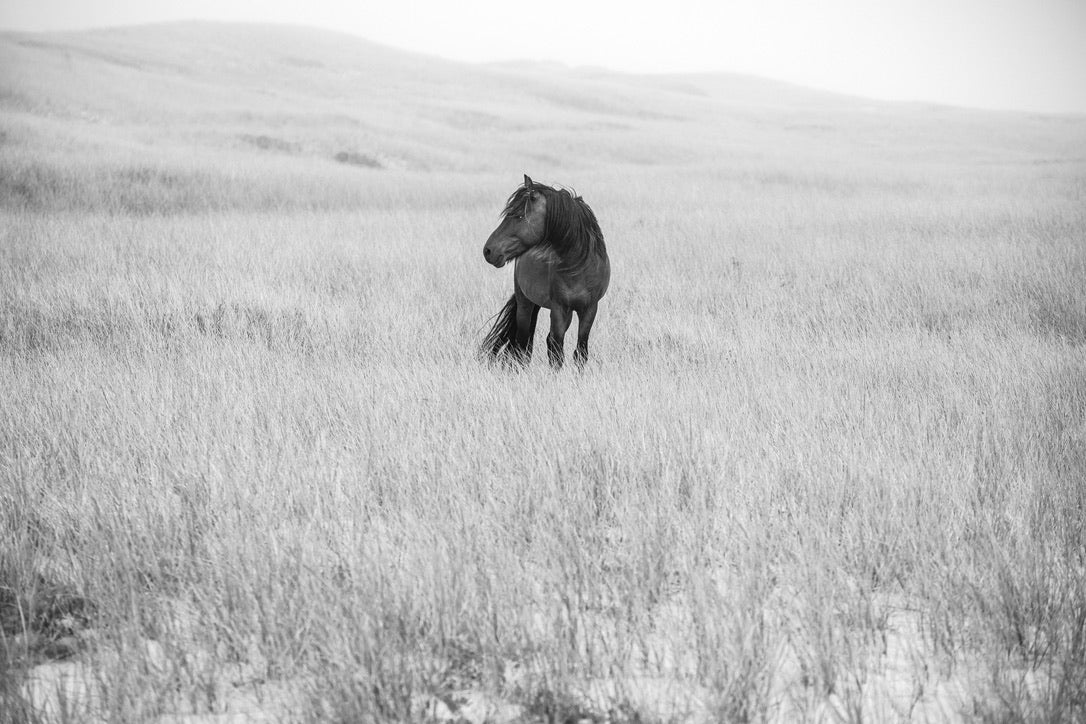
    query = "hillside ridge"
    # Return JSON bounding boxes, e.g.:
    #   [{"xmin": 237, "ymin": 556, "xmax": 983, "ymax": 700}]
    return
[{"xmin": 1, "ymin": 21, "xmax": 1083, "ymax": 212}]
